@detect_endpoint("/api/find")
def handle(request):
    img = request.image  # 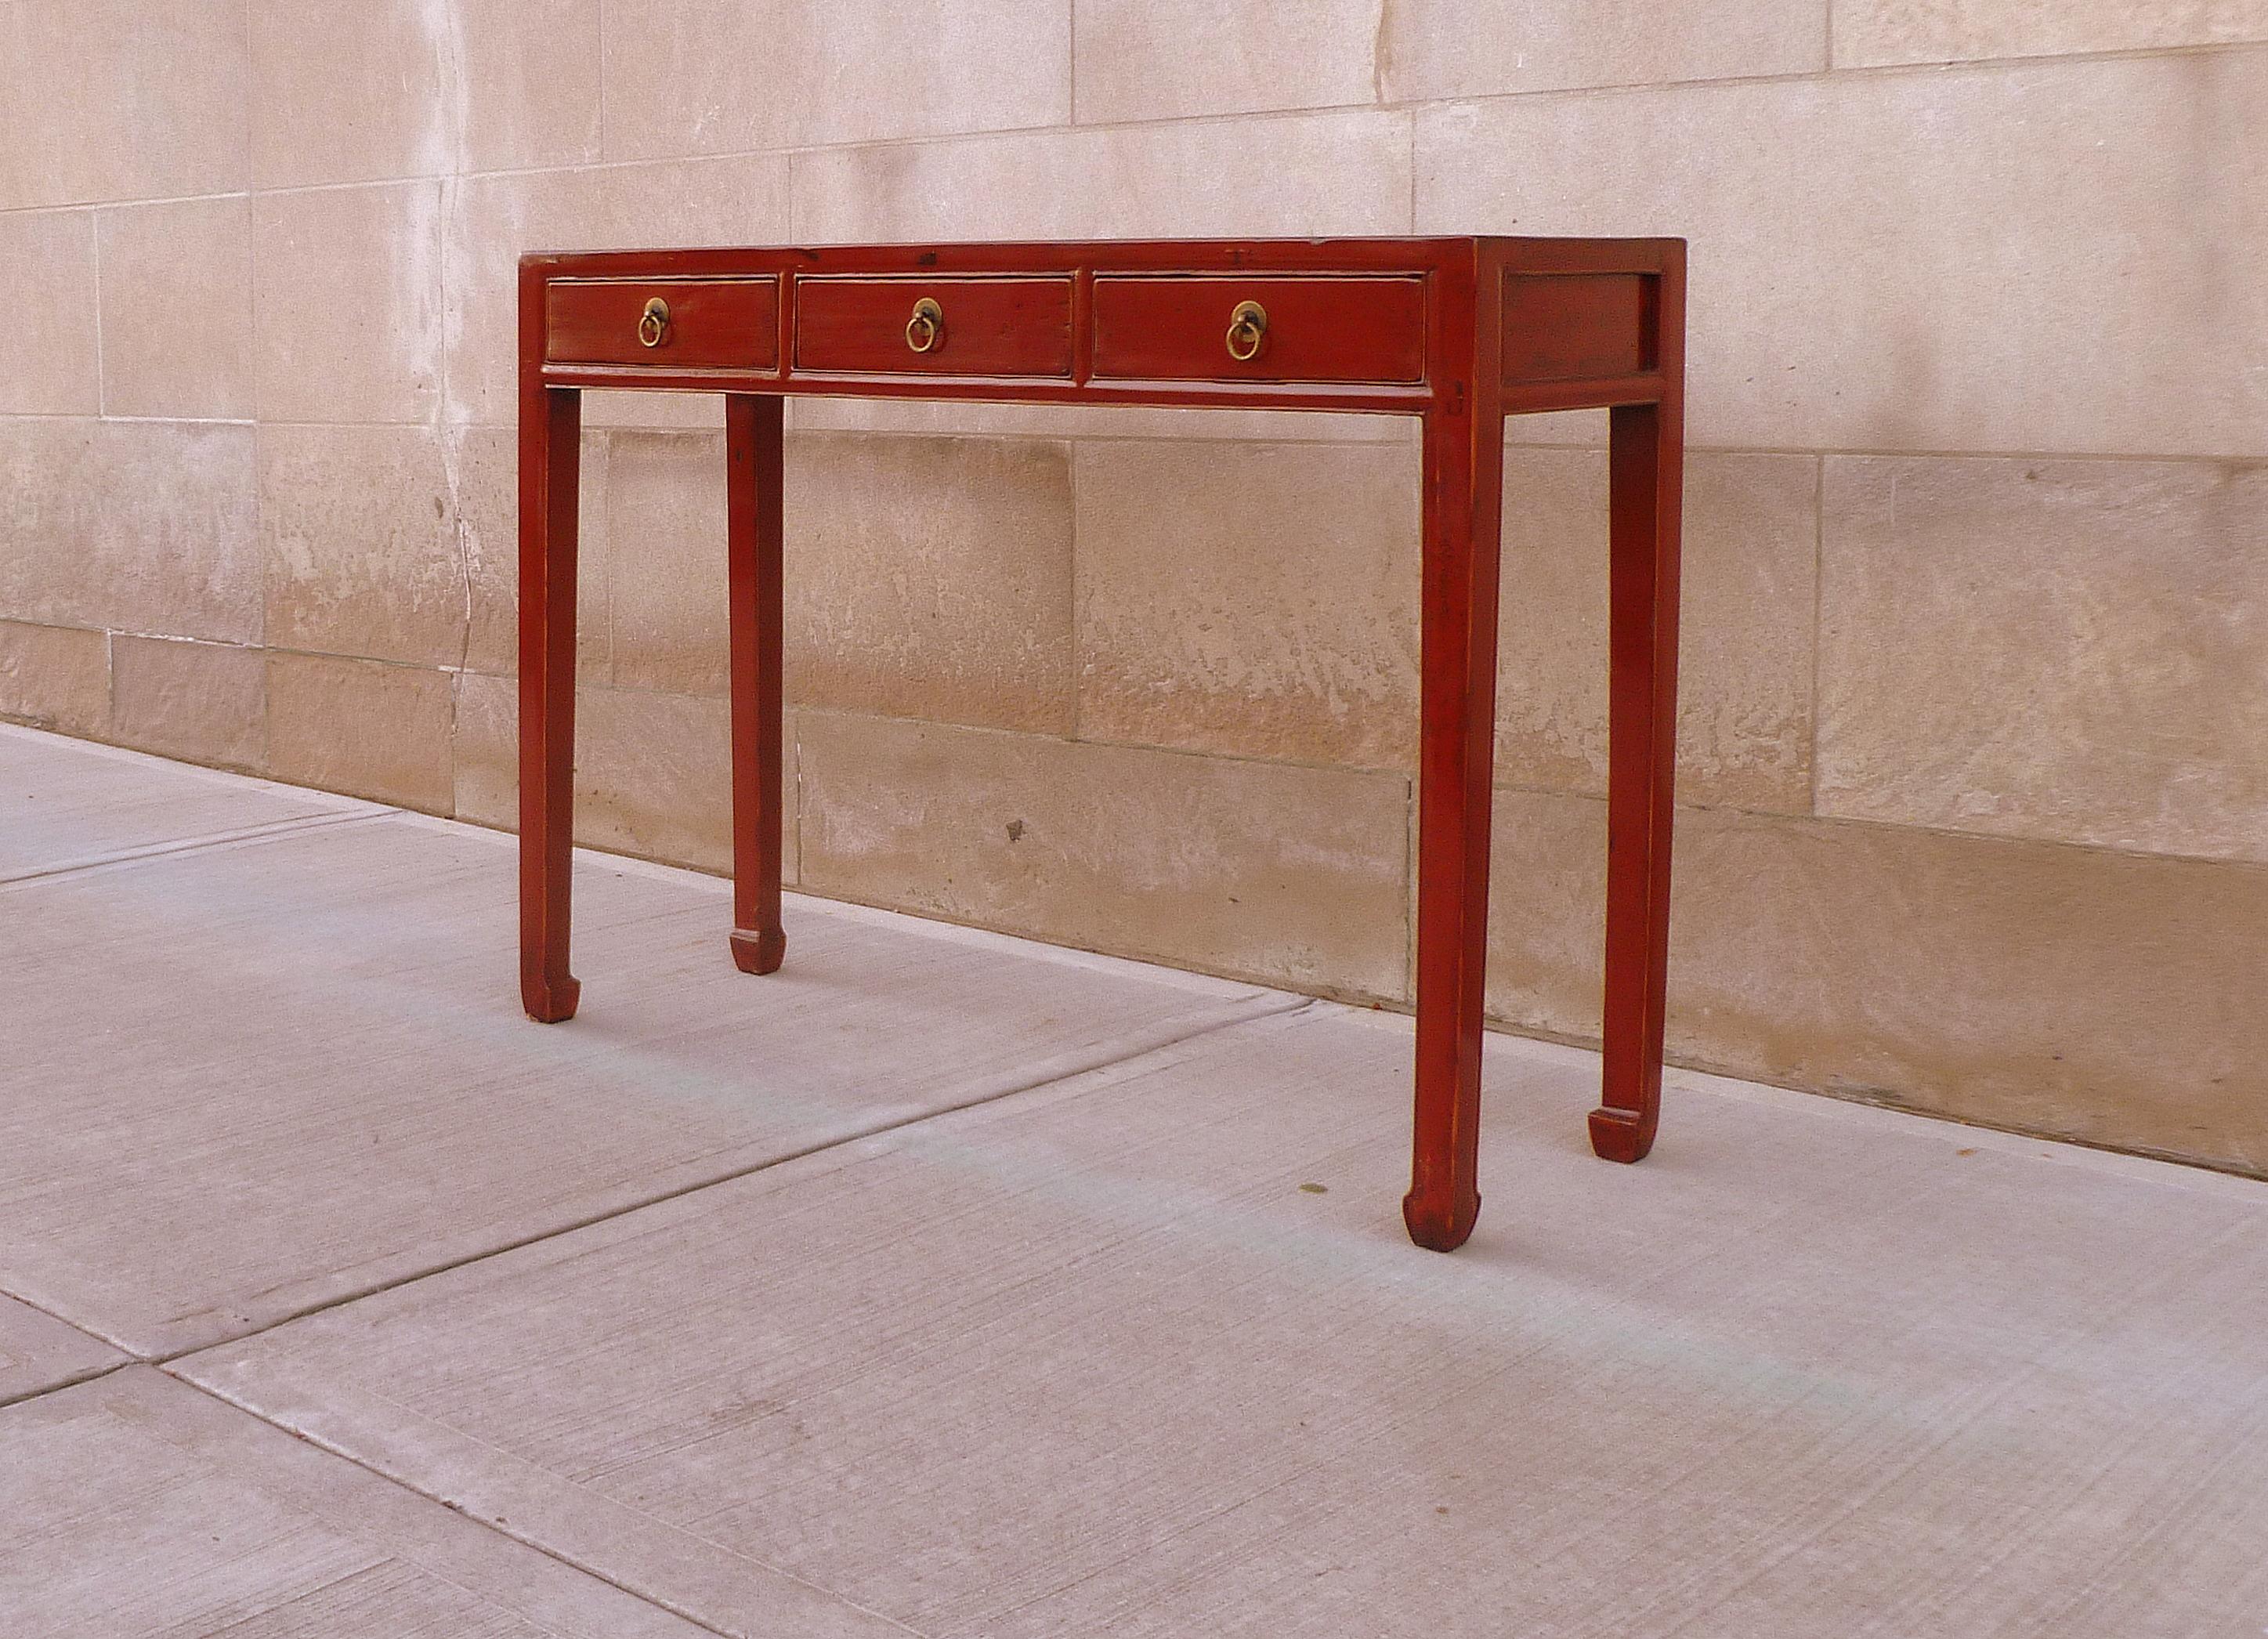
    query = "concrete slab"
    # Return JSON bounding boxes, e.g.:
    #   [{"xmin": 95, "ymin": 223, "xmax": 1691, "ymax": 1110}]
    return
[
  {"xmin": 0, "ymin": 1366, "xmax": 722, "ymax": 1637},
  {"xmin": 1, "ymin": 801, "xmax": 1293, "ymax": 1357},
  {"xmin": 0, "ymin": 1295, "xmax": 124, "ymax": 1406},
  {"xmin": 0, "ymin": 725, "xmax": 370, "ymax": 881},
  {"xmin": 183, "ymin": 1008, "xmax": 2268, "ymax": 1639}
]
